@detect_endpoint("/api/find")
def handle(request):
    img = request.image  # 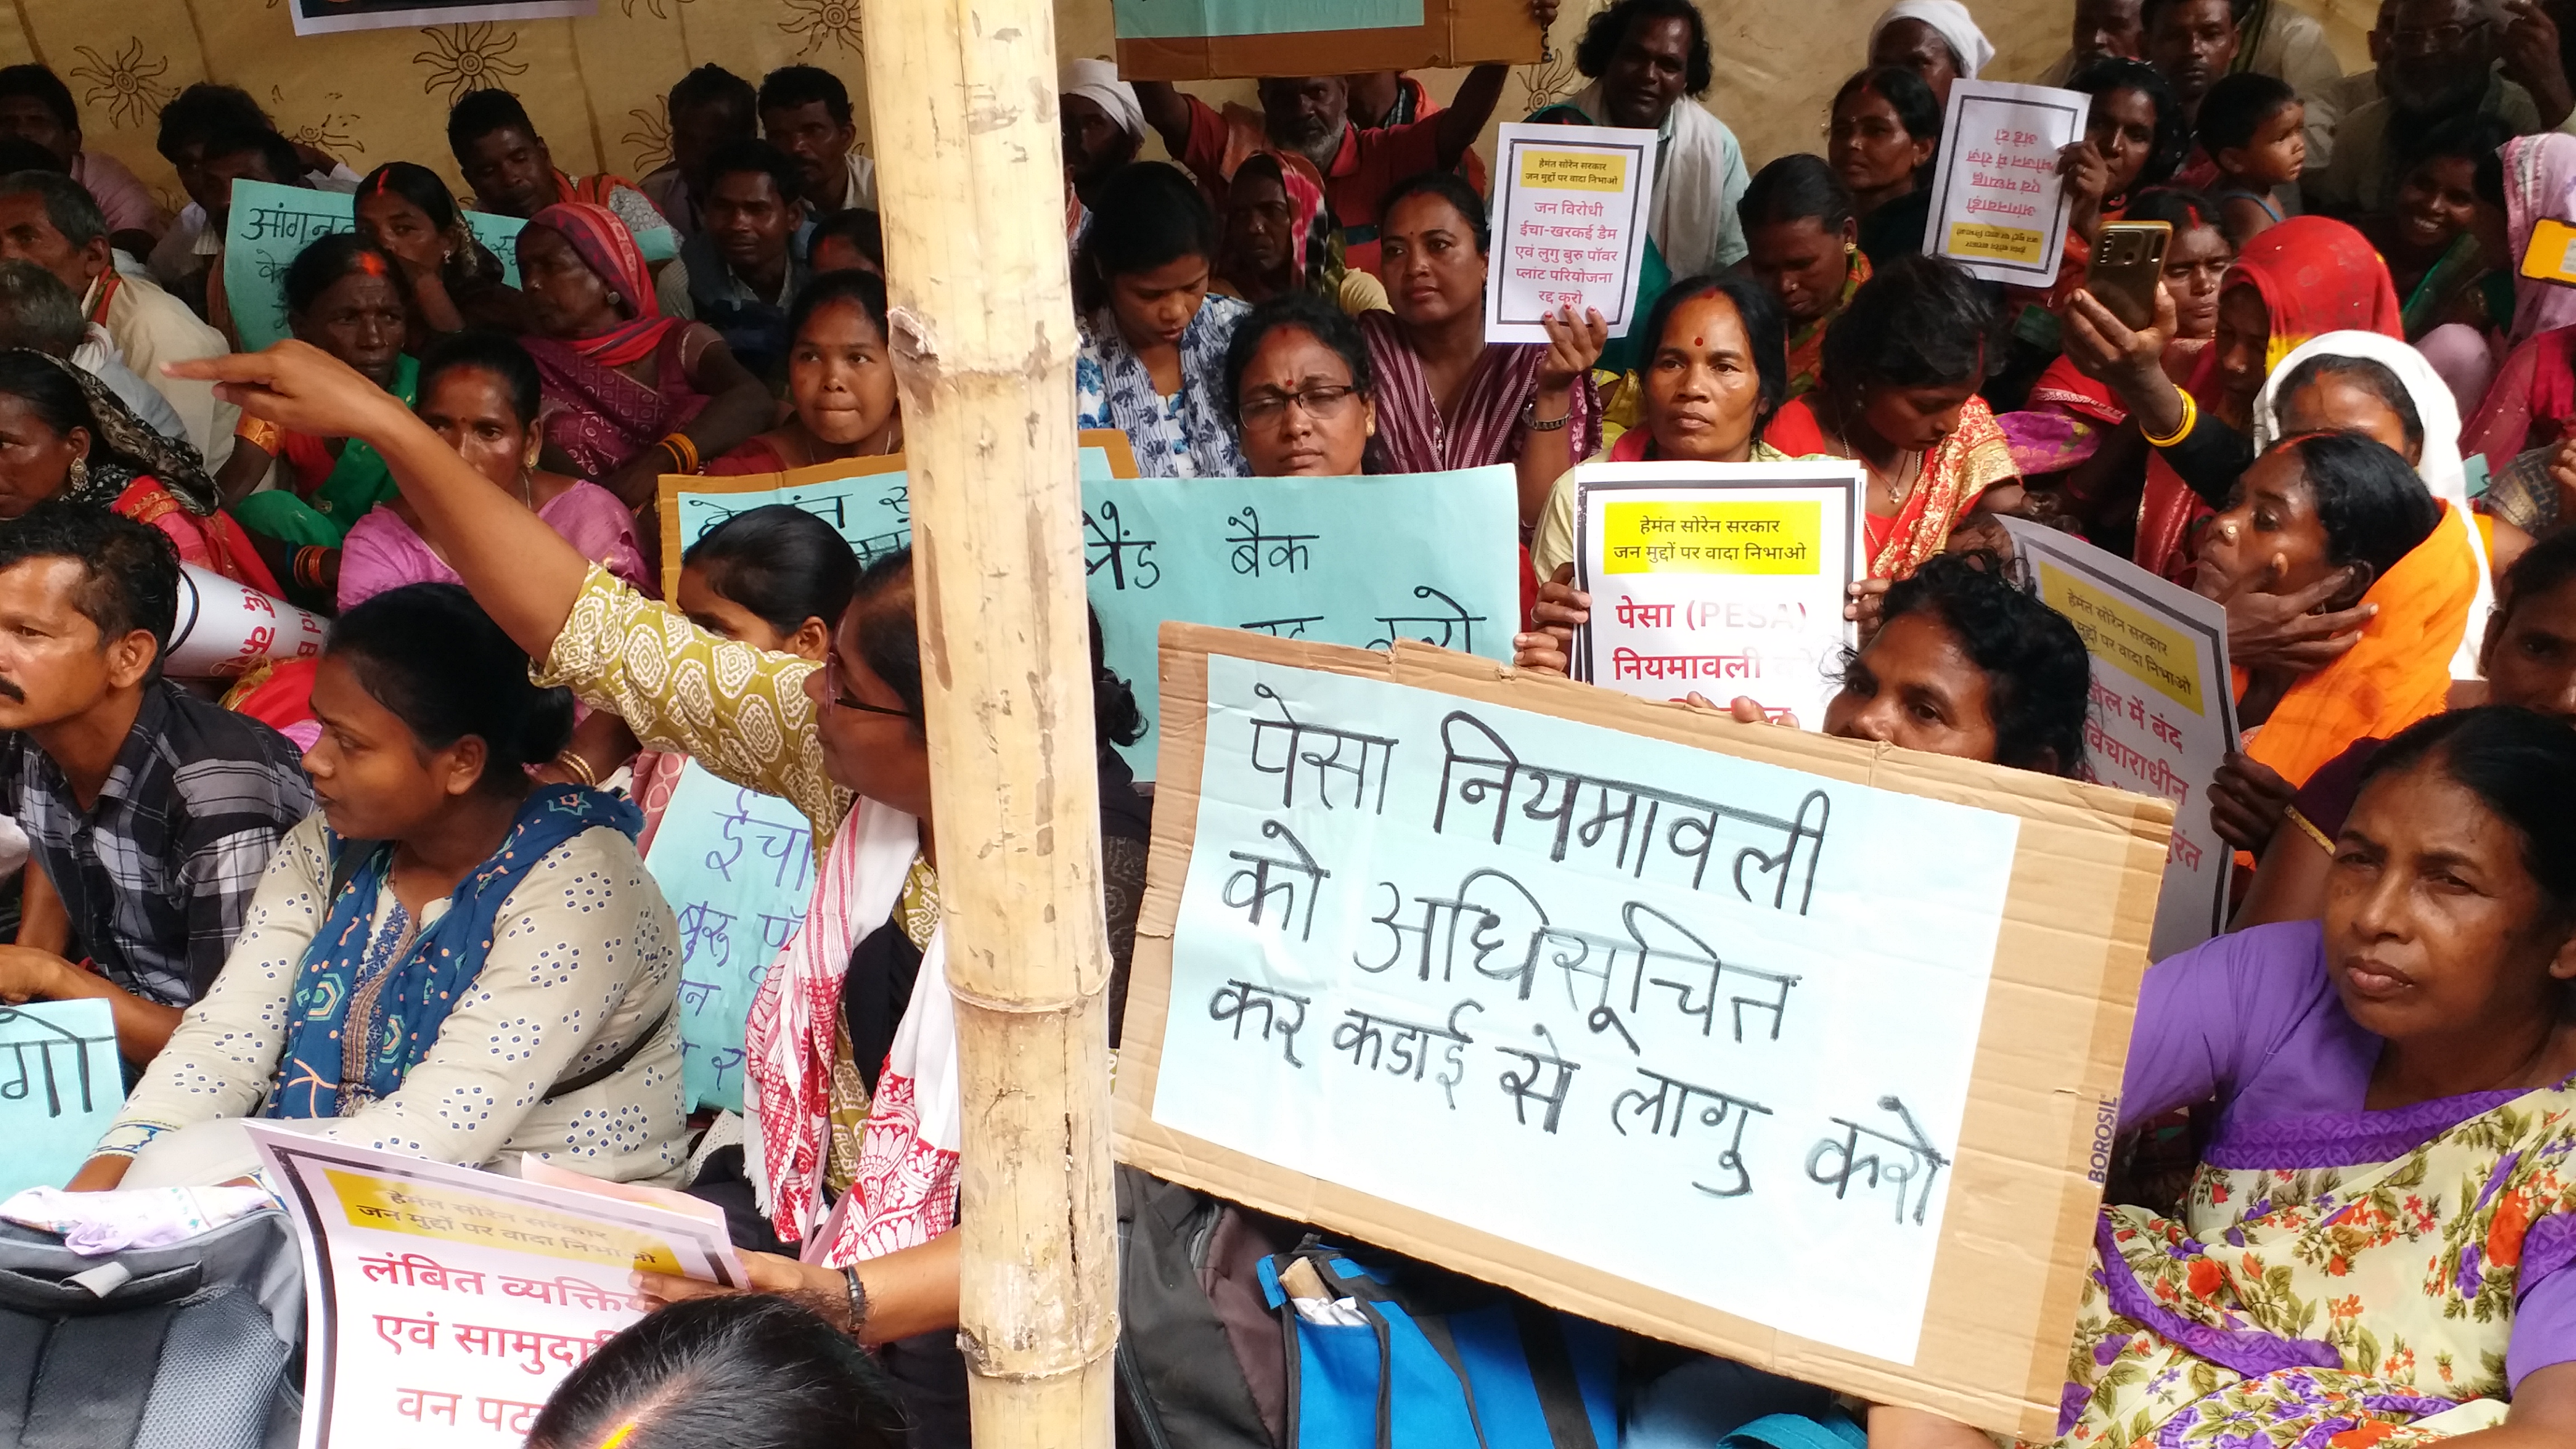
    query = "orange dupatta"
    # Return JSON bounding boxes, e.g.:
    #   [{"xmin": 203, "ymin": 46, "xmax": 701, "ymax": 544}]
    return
[
  {"xmin": 2241, "ymin": 503, "xmax": 2478, "ymax": 788},
  {"xmin": 2135, "ymin": 219, "xmax": 2404, "ymax": 582}
]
